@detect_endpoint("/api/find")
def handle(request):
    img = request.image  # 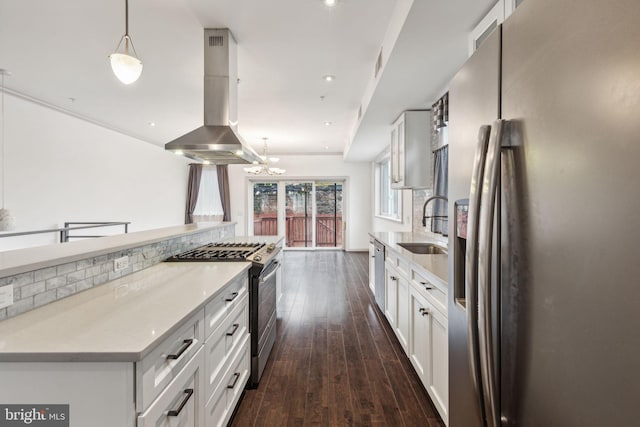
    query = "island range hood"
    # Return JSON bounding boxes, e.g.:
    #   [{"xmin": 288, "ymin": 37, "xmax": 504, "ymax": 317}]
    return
[{"xmin": 165, "ymin": 29, "xmax": 261, "ymax": 164}]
